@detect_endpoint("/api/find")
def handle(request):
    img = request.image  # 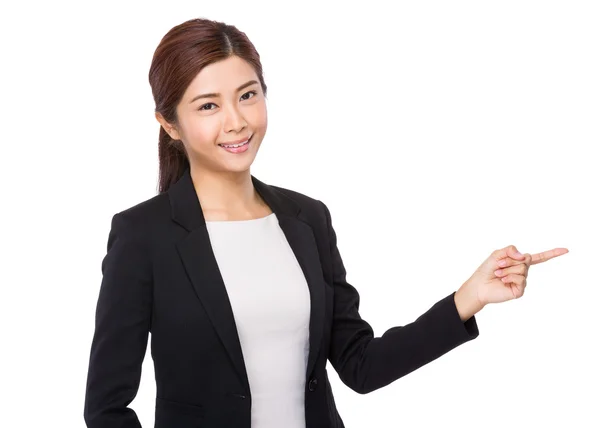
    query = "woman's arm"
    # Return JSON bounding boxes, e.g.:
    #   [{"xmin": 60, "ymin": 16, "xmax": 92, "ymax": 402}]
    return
[
  {"xmin": 84, "ymin": 212, "xmax": 153, "ymax": 428},
  {"xmin": 321, "ymin": 201, "xmax": 479, "ymax": 395}
]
